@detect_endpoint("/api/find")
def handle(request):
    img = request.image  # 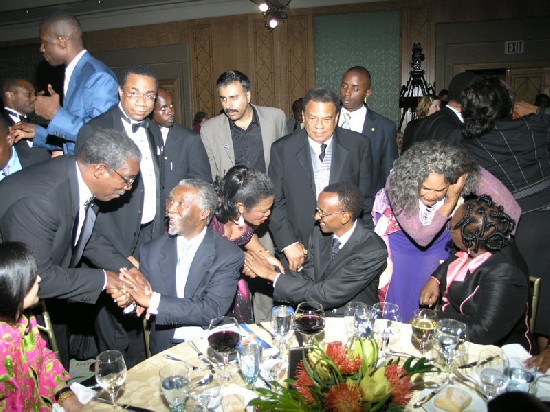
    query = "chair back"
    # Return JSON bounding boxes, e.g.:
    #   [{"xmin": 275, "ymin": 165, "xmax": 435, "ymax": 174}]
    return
[{"xmin": 529, "ymin": 276, "xmax": 541, "ymax": 332}]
